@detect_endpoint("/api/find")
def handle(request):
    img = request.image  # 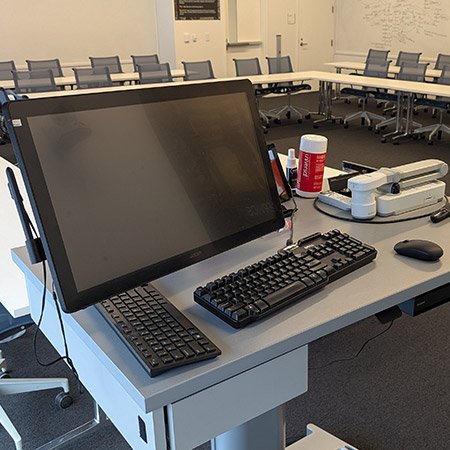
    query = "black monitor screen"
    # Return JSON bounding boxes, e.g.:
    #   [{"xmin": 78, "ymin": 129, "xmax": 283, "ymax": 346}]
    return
[{"xmin": 7, "ymin": 80, "xmax": 284, "ymax": 313}]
